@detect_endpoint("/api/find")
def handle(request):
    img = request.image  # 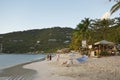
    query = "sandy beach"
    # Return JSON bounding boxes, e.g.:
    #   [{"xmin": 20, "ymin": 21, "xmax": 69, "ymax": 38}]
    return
[
  {"xmin": 24, "ymin": 54, "xmax": 120, "ymax": 80},
  {"xmin": 0, "ymin": 63, "xmax": 36, "ymax": 80}
]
